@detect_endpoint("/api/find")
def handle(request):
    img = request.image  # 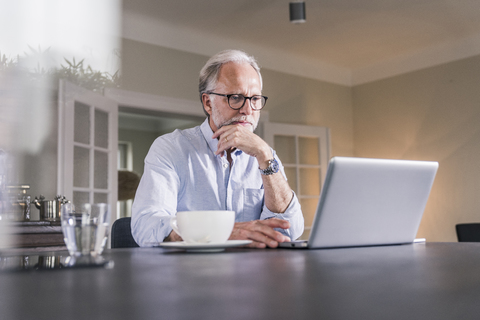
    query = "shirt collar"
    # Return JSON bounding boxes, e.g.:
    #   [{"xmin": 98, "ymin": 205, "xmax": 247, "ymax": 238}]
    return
[
  {"xmin": 200, "ymin": 118, "xmax": 218, "ymax": 154},
  {"xmin": 200, "ymin": 118, "xmax": 243, "ymax": 157}
]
